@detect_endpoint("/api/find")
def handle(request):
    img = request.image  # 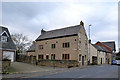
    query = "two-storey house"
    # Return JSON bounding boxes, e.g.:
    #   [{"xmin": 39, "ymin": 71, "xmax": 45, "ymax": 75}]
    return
[{"xmin": 27, "ymin": 21, "xmax": 88, "ymax": 66}]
